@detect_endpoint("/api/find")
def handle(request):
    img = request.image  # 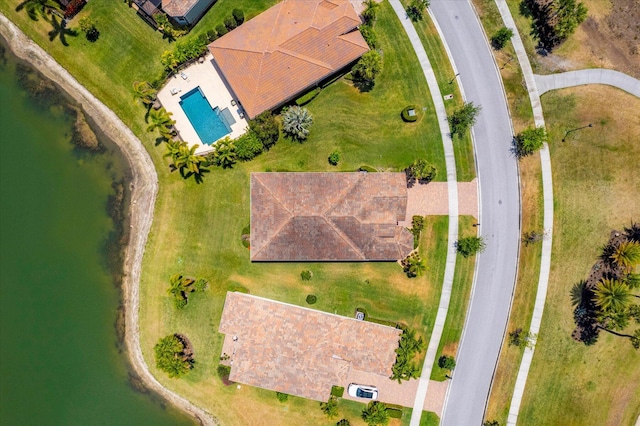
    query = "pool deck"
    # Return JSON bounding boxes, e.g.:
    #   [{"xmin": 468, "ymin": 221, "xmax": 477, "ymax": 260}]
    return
[{"xmin": 157, "ymin": 52, "xmax": 248, "ymax": 155}]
